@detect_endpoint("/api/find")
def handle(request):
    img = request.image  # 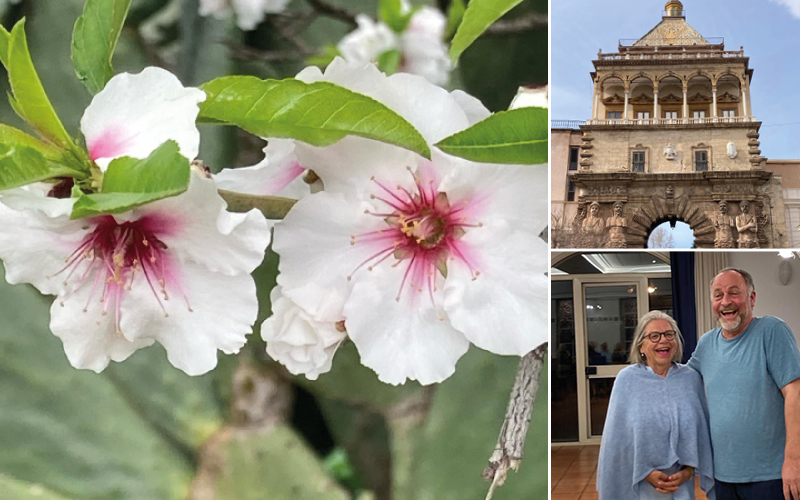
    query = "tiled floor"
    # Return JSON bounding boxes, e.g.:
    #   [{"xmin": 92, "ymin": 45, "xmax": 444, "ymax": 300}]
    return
[{"xmin": 551, "ymin": 445, "xmax": 709, "ymax": 500}]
